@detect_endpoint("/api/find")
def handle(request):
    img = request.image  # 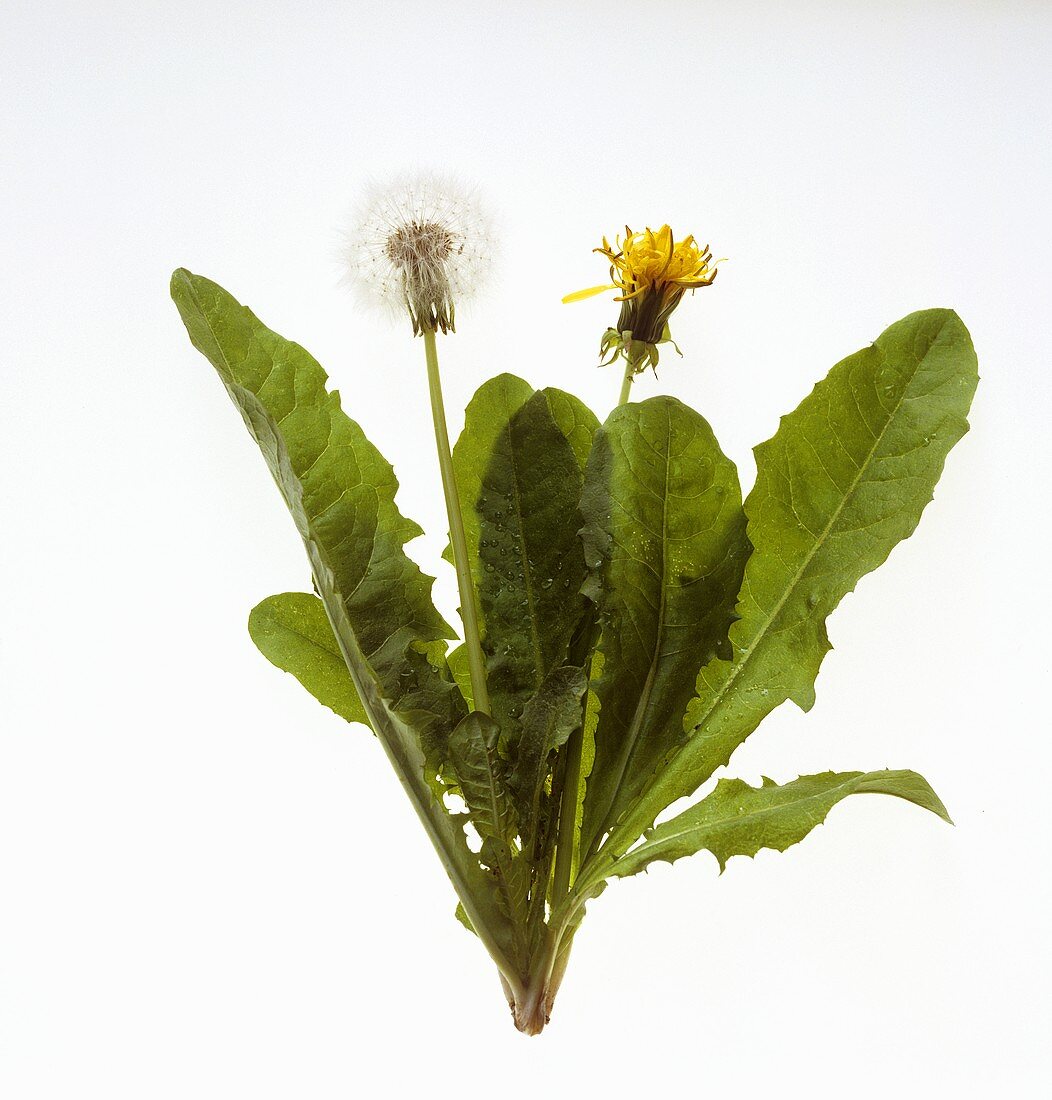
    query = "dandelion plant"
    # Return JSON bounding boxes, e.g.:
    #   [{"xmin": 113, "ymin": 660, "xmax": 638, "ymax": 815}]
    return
[{"xmin": 172, "ymin": 176, "xmax": 976, "ymax": 1033}]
